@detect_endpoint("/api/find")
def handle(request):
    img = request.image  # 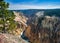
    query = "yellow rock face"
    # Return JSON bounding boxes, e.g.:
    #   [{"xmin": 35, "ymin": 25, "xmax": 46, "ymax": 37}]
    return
[
  {"xmin": 13, "ymin": 11, "xmax": 28, "ymax": 36},
  {"xmin": 12, "ymin": 28, "xmax": 23, "ymax": 36}
]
